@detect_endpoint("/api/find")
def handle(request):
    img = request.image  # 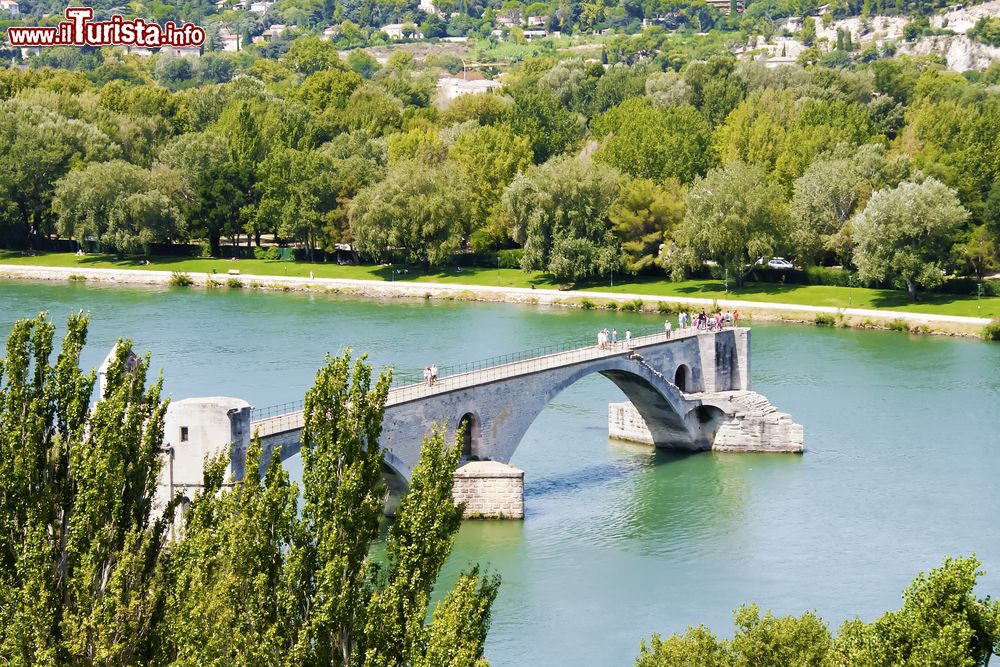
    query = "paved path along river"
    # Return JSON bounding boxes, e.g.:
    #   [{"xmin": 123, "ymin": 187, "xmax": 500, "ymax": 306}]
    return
[{"xmin": 2, "ymin": 280, "xmax": 999, "ymax": 665}]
